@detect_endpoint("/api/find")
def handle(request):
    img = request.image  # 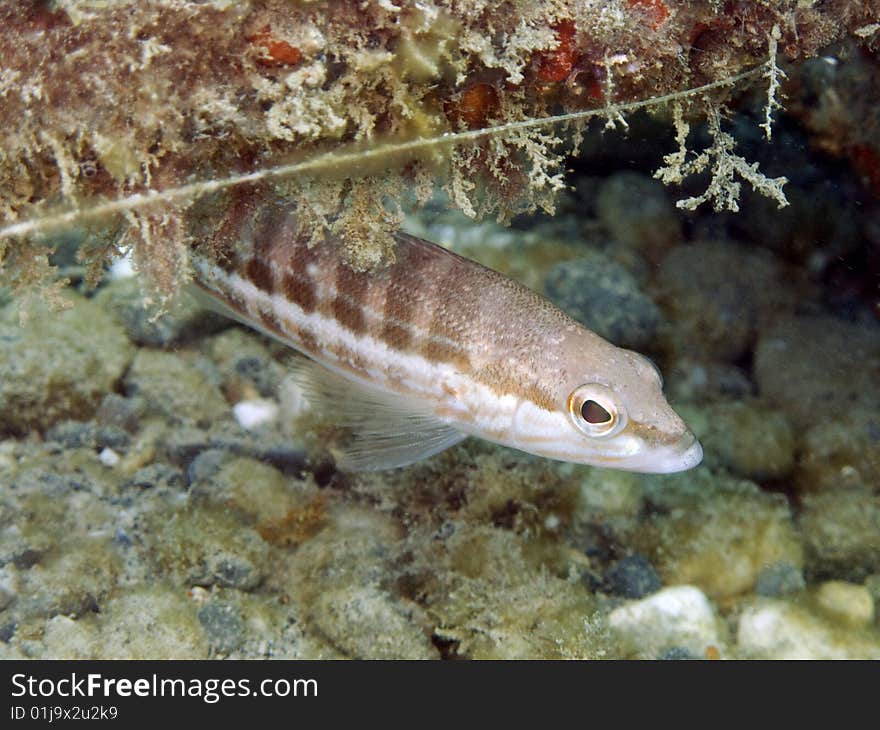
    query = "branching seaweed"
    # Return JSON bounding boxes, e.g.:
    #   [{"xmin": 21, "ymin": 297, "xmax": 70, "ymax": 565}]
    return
[
  {"xmin": 654, "ymin": 104, "xmax": 789, "ymax": 213},
  {"xmin": 0, "ymin": 65, "xmax": 769, "ymax": 243}
]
